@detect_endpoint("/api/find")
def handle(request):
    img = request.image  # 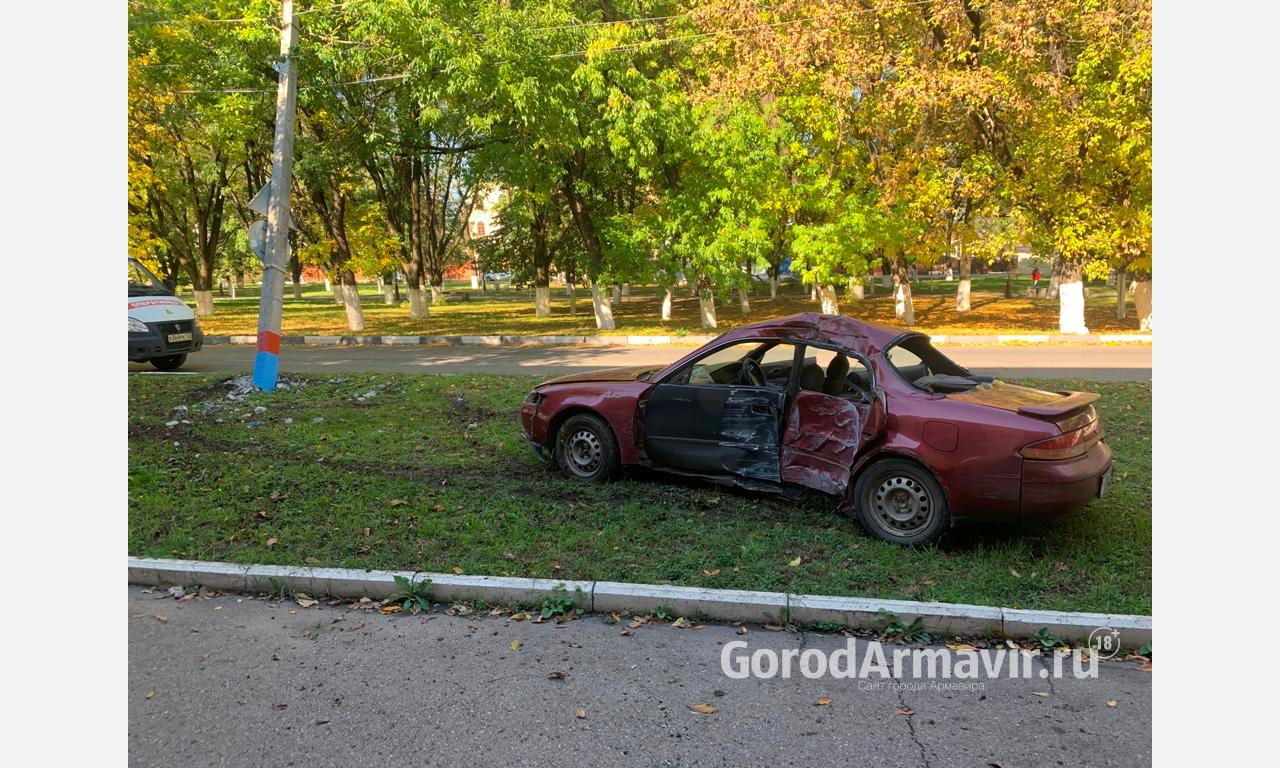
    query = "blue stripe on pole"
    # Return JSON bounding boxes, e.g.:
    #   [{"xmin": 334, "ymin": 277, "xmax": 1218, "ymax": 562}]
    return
[{"xmin": 253, "ymin": 351, "xmax": 280, "ymax": 392}]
